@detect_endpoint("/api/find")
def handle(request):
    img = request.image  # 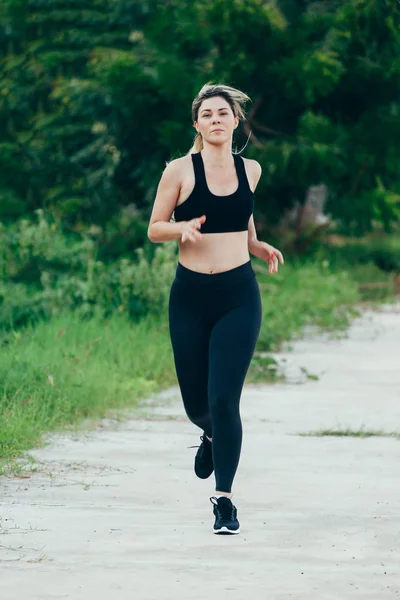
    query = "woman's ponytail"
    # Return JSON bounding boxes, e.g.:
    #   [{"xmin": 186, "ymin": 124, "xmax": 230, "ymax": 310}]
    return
[{"xmin": 188, "ymin": 132, "xmax": 204, "ymax": 154}]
